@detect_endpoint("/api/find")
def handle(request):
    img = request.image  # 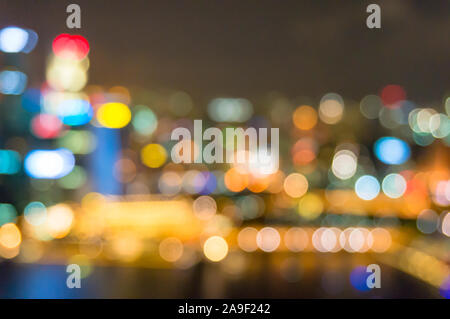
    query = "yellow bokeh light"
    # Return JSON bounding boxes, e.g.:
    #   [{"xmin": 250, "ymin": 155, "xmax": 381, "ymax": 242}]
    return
[
  {"xmin": 298, "ymin": 193, "xmax": 324, "ymax": 220},
  {"xmin": 0, "ymin": 223, "xmax": 22, "ymax": 249},
  {"xmin": 0, "ymin": 245, "xmax": 20, "ymax": 259},
  {"xmin": 46, "ymin": 204, "xmax": 74, "ymax": 239},
  {"xmin": 203, "ymin": 236, "xmax": 228, "ymax": 262},
  {"xmin": 46, "ymin": 56, "xmax": 89, "ymax": 92},
  {"xmin": 97, "ymin": 102, "xmax": 131, "ymax": 129},
  {"xmin": 141, "ymin": 144, "xmax": 167, "ymax": 168},
  {"xmin": 110, "ymin": 233, "xmax": 143, "ymax": 262},
  {"xmin": 293, "ymin": 105, "xmax": 318, "ymax": 130}
]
